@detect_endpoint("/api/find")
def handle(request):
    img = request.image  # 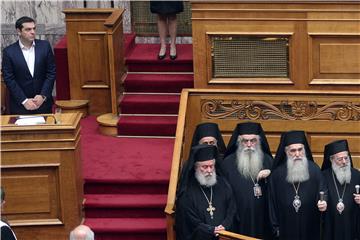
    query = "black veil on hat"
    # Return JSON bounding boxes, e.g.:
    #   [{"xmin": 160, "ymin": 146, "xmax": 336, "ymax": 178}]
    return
[
  {"xmin": 176, "ymin": 144, "xmax": 218, "ymax": 199},
  {"xmin": 273, "ymin": 130, "xmax": 314, "ymax": 169},
  {"xmin": 224, "ymin": 121, "xmax": 272, "ymax": 158},
  {"xmin": 321, "ymin": 139, "xmax": 353, "ymax": 170},
  {"xmin": 190, "ymin": 122, "xmax": 226, "ymax": 154}
]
